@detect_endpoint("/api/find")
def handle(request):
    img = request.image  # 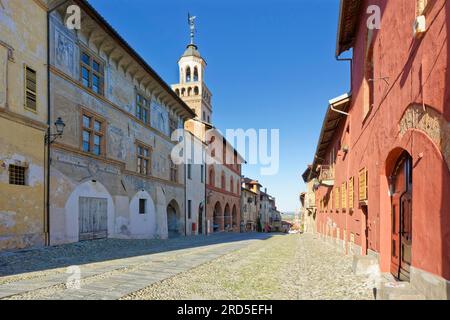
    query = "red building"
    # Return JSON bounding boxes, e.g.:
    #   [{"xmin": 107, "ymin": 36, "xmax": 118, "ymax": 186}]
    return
[{"xmin": 311, "ymin": 0, "xmax": 450, "ymax": 299}]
